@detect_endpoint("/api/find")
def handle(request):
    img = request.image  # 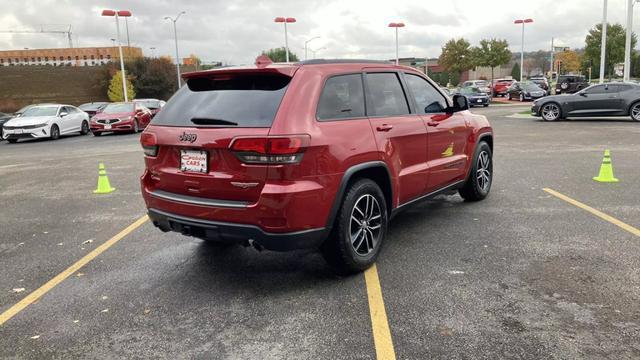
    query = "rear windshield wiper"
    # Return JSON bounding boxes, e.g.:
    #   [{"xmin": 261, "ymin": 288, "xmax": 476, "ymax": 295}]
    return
[{"xmin": 190, "ymin": 118, "xmax": 238, "ymax": 126}]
